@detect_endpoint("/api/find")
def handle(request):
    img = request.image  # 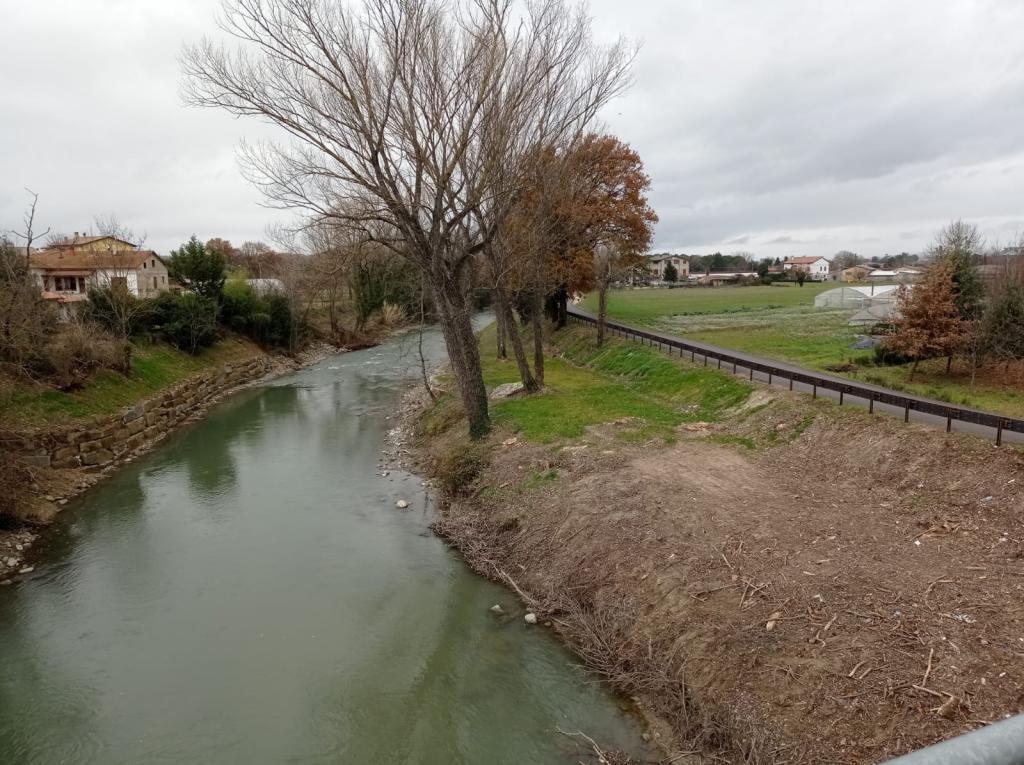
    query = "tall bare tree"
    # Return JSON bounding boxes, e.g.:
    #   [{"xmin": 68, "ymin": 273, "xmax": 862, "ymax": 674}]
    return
[{"xmin": 182, "ymin": 0, "xmax": 635, "ymax": 437}]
